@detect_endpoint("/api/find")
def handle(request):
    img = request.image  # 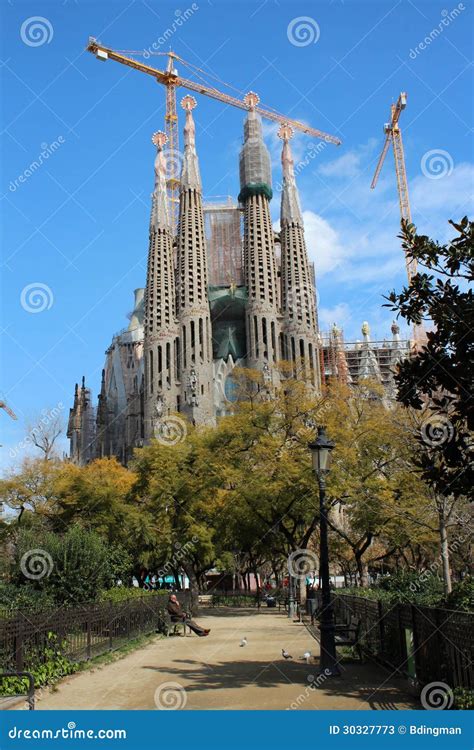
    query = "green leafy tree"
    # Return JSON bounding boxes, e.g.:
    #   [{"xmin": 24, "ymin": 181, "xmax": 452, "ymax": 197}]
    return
[{"xmin": 386, "ymin": 217, "xmax": 473, "ymax": 497}]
